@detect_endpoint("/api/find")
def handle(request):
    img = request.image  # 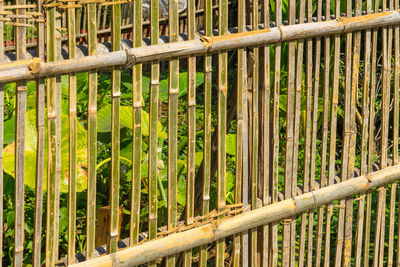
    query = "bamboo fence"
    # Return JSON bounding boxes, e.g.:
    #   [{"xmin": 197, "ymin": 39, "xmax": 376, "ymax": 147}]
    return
[{"xmin": 1, "ymin": 0, "xmax": 400, "ymax": 266}]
